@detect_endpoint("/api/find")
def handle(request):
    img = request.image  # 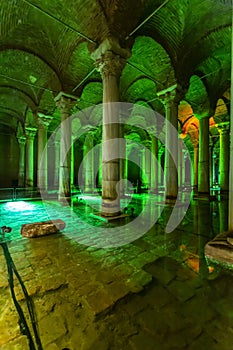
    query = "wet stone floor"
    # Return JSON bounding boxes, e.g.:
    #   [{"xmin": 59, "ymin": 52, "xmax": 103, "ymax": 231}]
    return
[{"xmin": 0, "ymin": 194, "xmax": 233, "ymax": 349}]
